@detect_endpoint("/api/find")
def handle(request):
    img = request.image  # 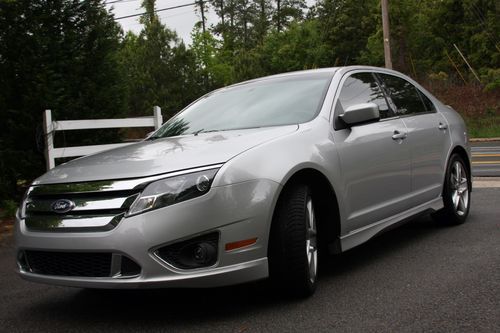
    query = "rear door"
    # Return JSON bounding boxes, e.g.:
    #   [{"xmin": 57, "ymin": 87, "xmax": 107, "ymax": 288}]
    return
[
  {"xmin": 332, "ymin": 72, "xmax": 412, "ymax": 233},
  {"xmin": 377, "ymin": 73, "xmax": 449, "ymax": 205}
]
